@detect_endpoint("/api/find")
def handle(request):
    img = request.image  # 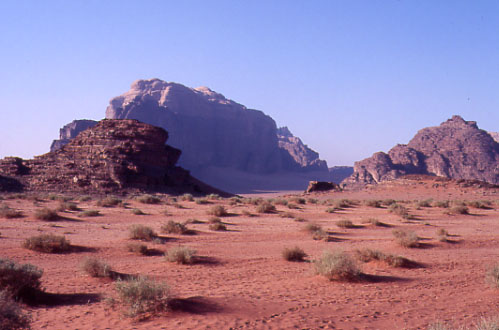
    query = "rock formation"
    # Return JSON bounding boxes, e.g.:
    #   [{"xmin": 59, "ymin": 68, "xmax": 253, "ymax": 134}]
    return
[
  {"xmin": 104, "ymin": 79, "xmax": 328, "ymax": 177},
  {"xmin": 343, "ymin": 116, "xmax": 499, "ymax": 187},
  {"xmin": 0, "ymin": 119, "xmax": 226, "ymax": 195},
  {"xmin": 277, "ymin": 127, "xmax": 328, "ymax": 171},
  {"xmin": 305, "ymin": 181, "xmax": 341, "ymax": 193},
  {"xmin": 50, "ymin": 119, "xmax": 98, "ymax": 152},
  {"xmin": 489, "ymin": 131, "xmax": 499, "ymax": 143}
]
